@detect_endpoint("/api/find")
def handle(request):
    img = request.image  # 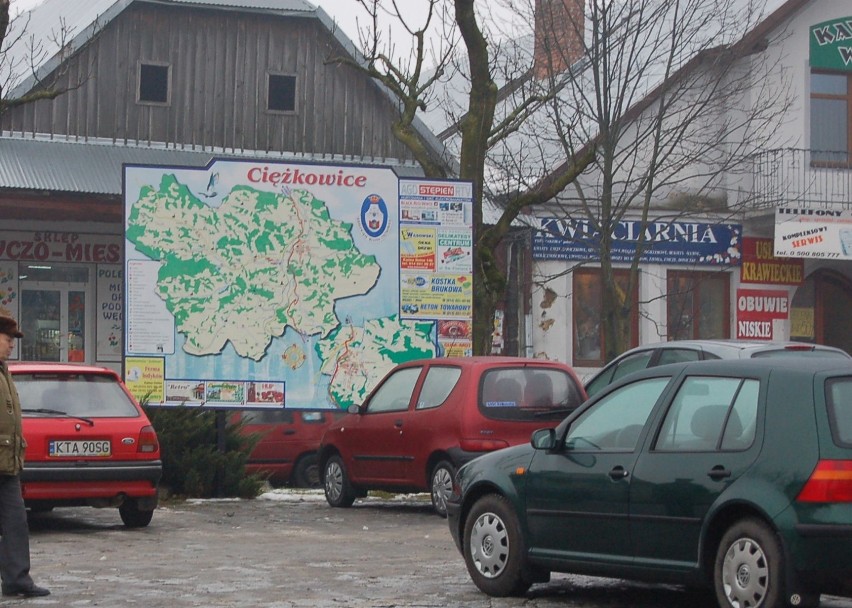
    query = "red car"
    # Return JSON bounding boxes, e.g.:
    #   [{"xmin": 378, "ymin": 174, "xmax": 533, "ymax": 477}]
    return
[
  {"xmin": 236, "ymin": 409, "xmax": 343, "ymax": 487},
  {"xmin": 319, "ymin": 356, "xmax": 587, "ymax": 516},
  {"xmin": 11, "ymin": 363, "xmax": 162, "ymax": 527}
]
